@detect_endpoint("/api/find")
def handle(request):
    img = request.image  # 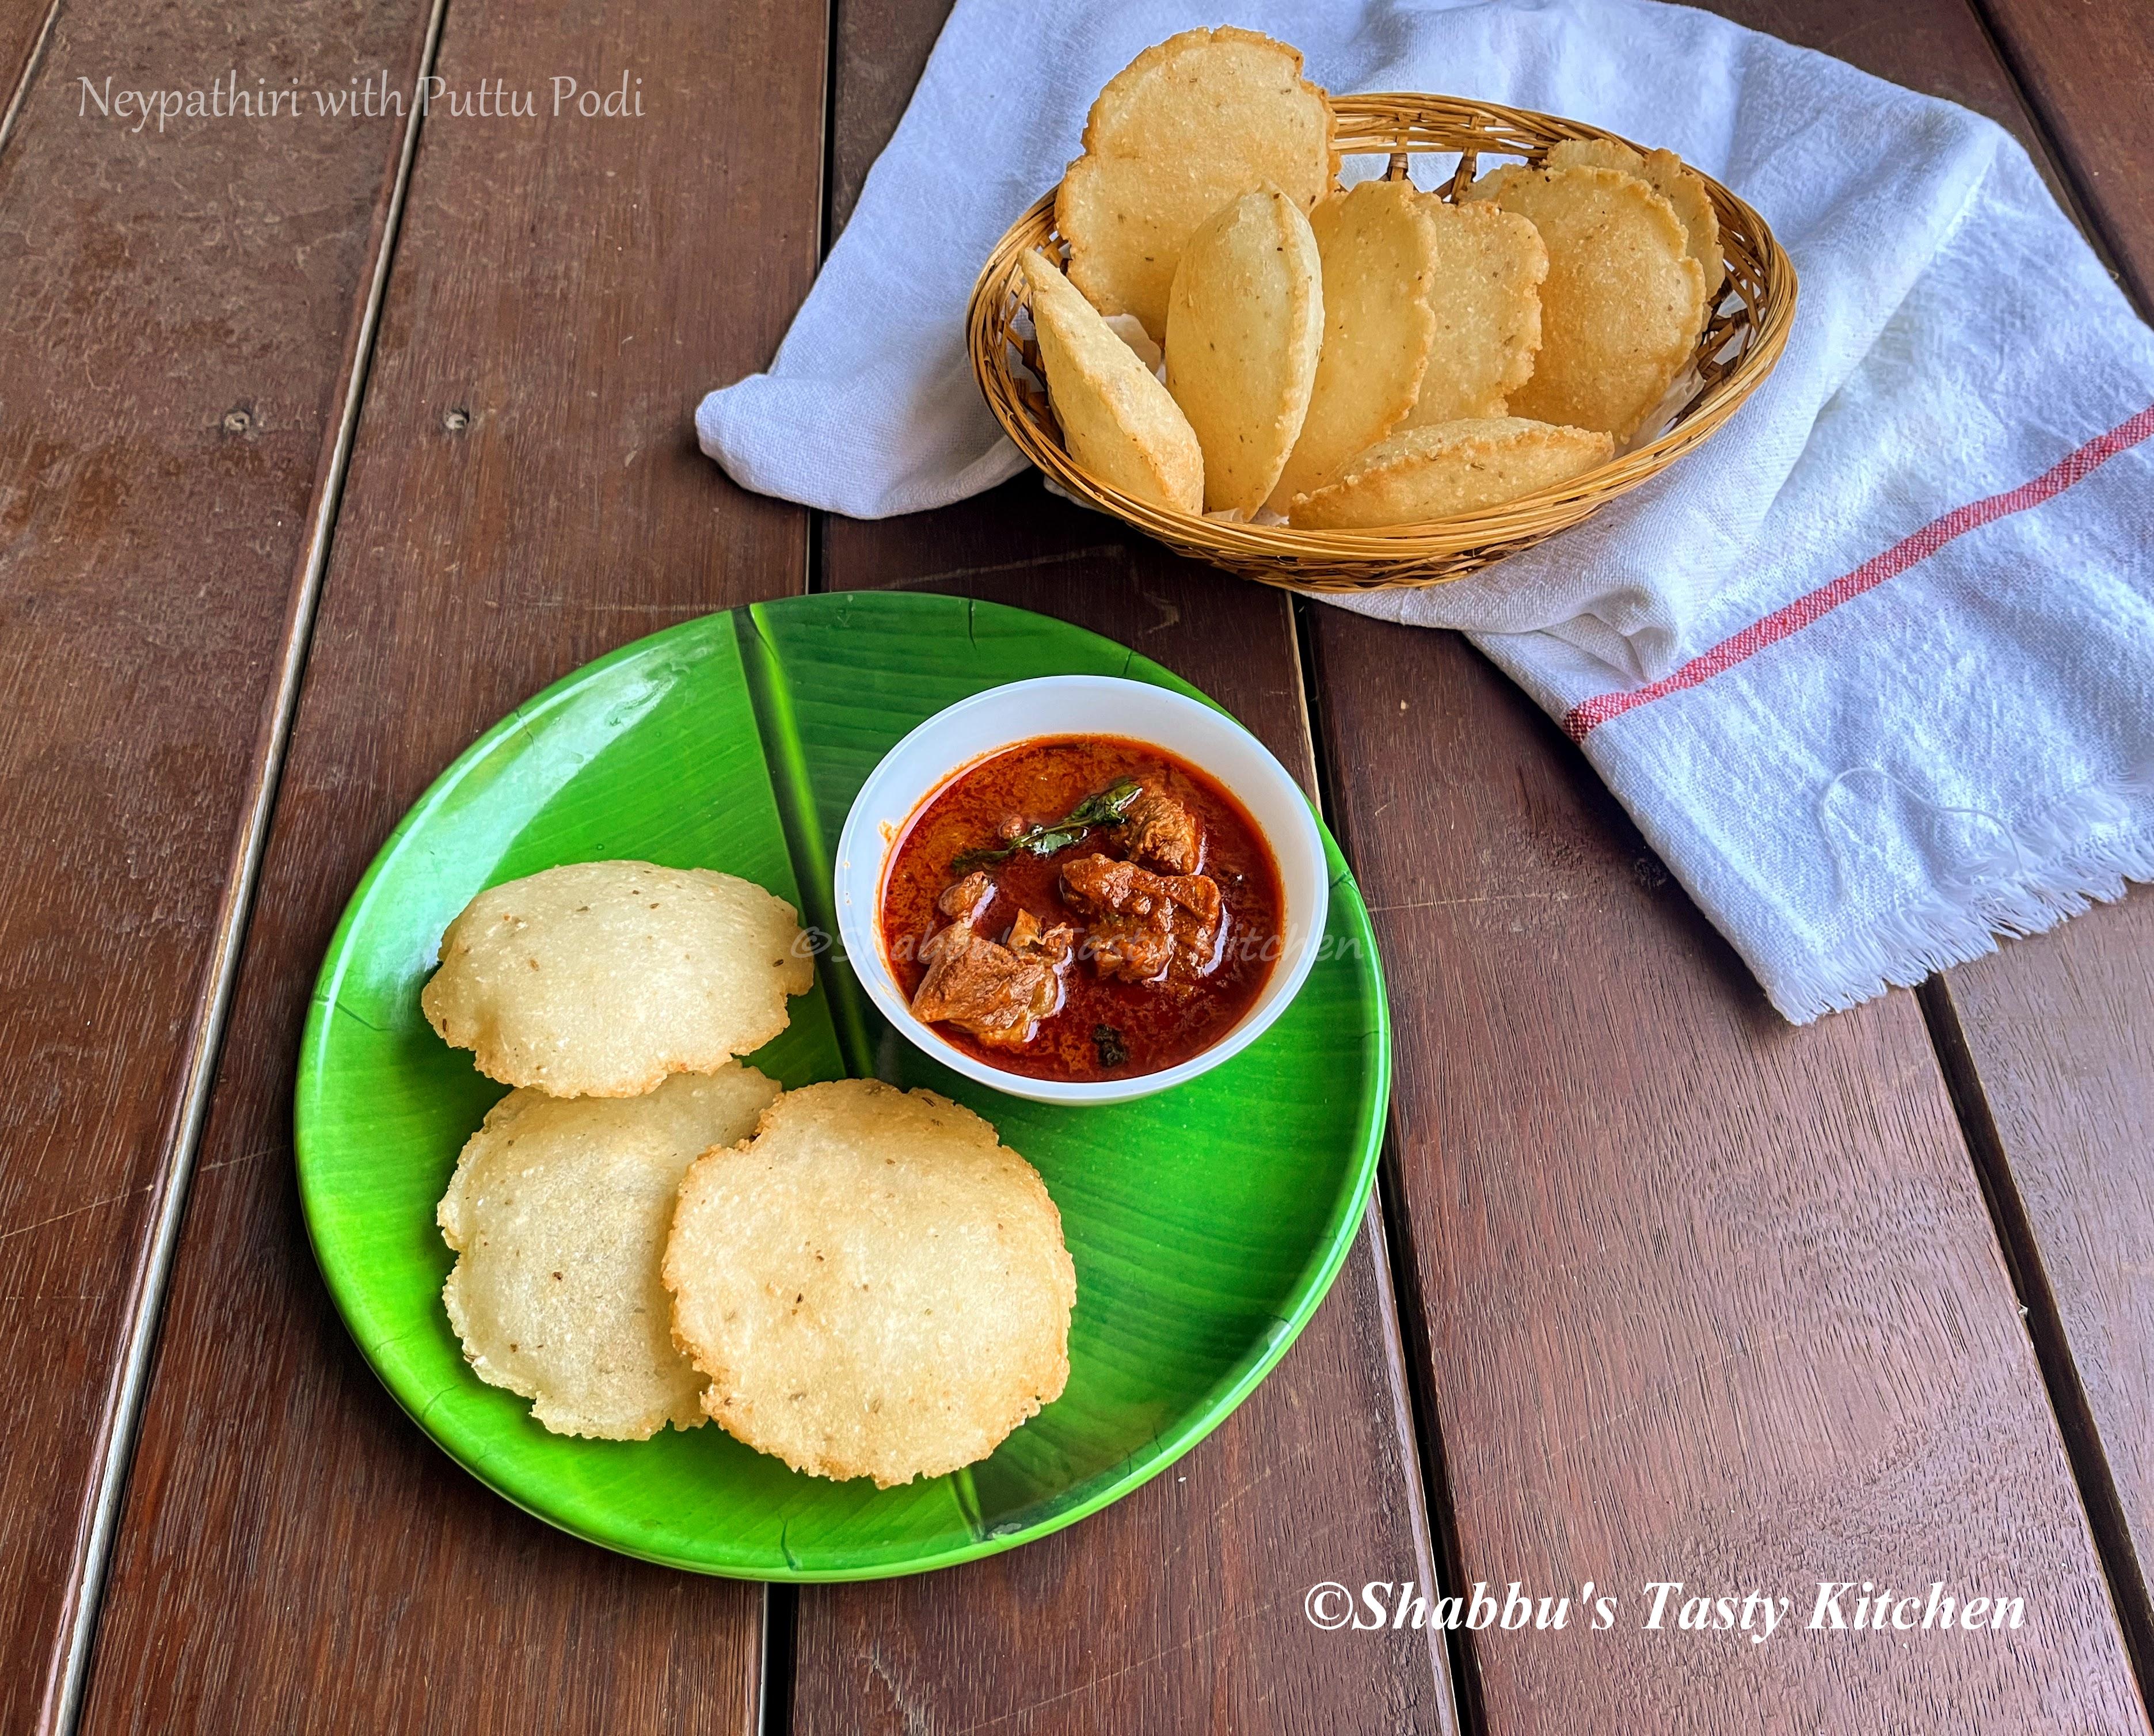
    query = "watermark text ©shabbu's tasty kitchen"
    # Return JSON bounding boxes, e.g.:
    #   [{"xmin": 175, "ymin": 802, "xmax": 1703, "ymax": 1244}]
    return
[
  {"xmin": 1304, "ymin": 1580, "xmax": 2029, "ymax": 1642},
  {"xmin": 77, "ymin": 69, "xmax": 644, "ymax": 132}
]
